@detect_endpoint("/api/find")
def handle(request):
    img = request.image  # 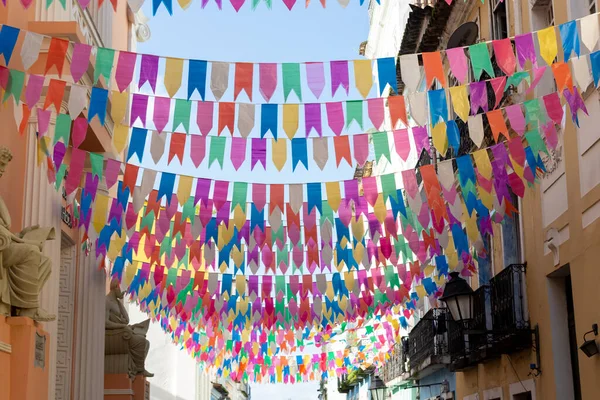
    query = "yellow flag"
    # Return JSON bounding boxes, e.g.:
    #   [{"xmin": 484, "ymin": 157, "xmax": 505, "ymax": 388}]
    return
[
  {"xmin": 325, "ymin": 181, "xmax": 341, "ymax": 212},
  {"xmin": 165, "ymin": 58, "xmax": 184, "ymax": 97},
  {"xmin": 416, "ymin": 284, "xmax": 427, "ymax": 299},
  {"xmin": 93, "ymin": 194, "xmax": 109, "ymax": 234},
  {"xmin": 272, "ymin": 139, "xmax": 287, "ymax": 171},
  {"xmin": 449, "ymin": 85, "xmax": 469, "ymax": 122},
  {"xmin": 113, "ymin": 124, "xmax": 129, "ymax": 154},
  {"xmin": 232, "ymin": 206, "xmax": 247, "ymax": 230},
  {"xmin": 353, "ymin": 241, "xmax": 364, "ymax": 265},
  {"xmin": 466, "ymin": 212, "xmax": 481, "ymax": 243},
  {"xmin": 111, "ymin": 90, "xmax": 128, "ymax": 124},
  {"xmin": 236, "ymin": 275, "xmax": 246, "ymax": 295},
  {"xmin": 511, "ymin": 156, "xmax": 525, "ymax": 178},
  {"xmin": 373, "ymin": 195, "xmax": 387, "ymax": 223},
  {"xmin": 424, "ymin": 264, "xmax": 435, "ymax": 277},
  {"xmin": 177, "ymin": 175, "xmax": 193, "ymax": 206},
  {"xmin": 282, "ymin": 104, "xmax": 299, "ymax": 139},
  {"xmin": 538, "ymin": 26, "xmax": 558, "ymax": 66},
  {"xmin": 473, "ymin": 149, "xmax": 492, "ymax": 179},
  {"xmin": 351, "ymin": 217, "xmax": 364, "ymax": 240},
  {"xmin": 231, "ymin": 245, "xmax": 244, "ymax": 268},
  {"xmin": 353, "ymin": 59, "xmax": 373, "ymax": 99},
  {"xmin": 431, "ymin": 121, "xmax": 448, "ymax": 156},
  {"xmin": 124, "ymin": 261, "xmax": 138, "ymax": 288}
]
